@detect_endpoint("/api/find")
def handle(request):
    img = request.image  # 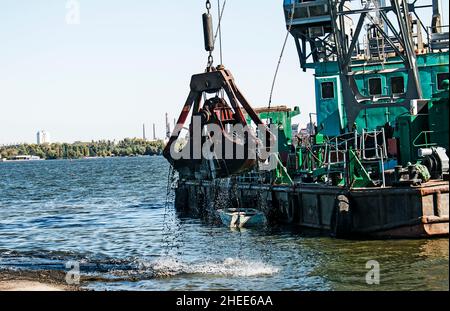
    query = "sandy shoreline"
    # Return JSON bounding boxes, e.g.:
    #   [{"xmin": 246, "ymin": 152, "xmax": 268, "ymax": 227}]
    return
[{"xmin": 0, "ymin": 269, "xmax": 82, "ymax": 291}]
